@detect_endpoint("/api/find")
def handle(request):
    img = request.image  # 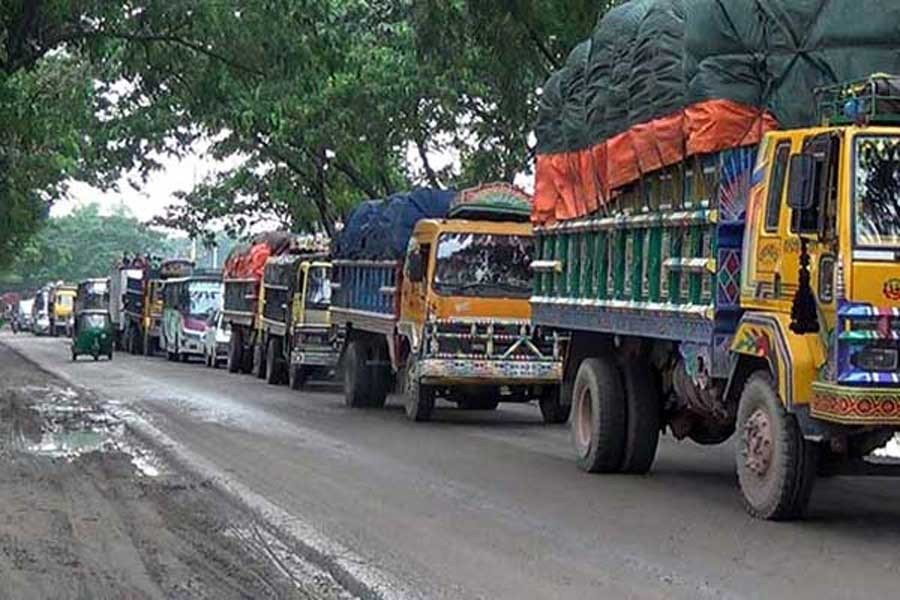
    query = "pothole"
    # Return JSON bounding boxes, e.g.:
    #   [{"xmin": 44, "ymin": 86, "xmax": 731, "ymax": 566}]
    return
[{"xmin": 19, "ymin": 384, "xmax": 164, "ymax": 477}]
